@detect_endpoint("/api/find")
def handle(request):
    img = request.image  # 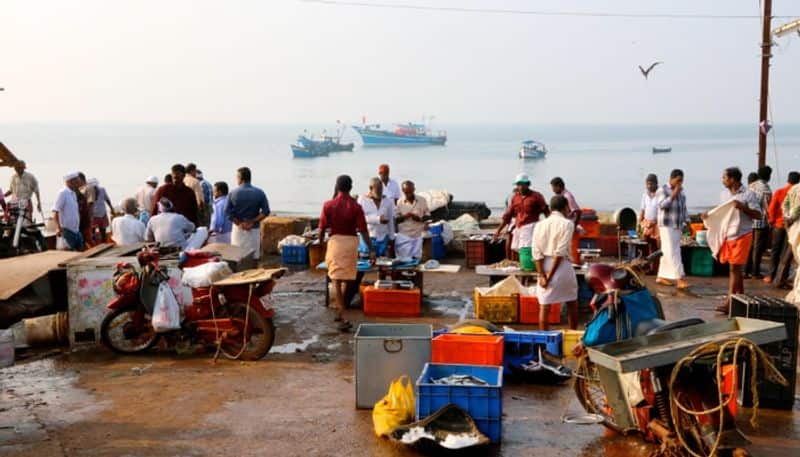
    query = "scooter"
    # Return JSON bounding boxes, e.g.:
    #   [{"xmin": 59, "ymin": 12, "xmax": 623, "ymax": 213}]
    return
[
  {"xmin": 573, "ymin": 252, "xmax": 756, "ymax": 456},
  {"xmin": 0, "ymin": 200, "xmax": 46, "ymax": 258},
  {"xmin": 100, "ymin": 246, "xmax": 284, "ymax": 361}
]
